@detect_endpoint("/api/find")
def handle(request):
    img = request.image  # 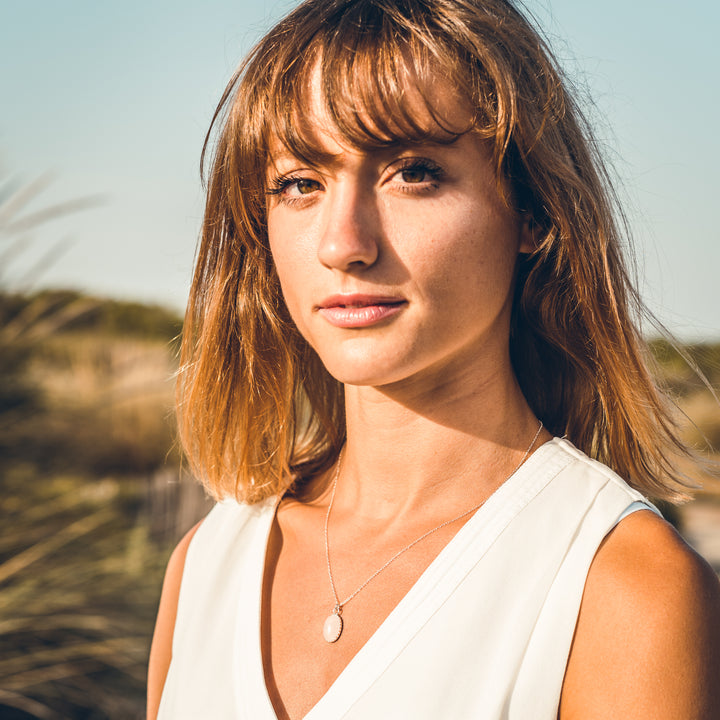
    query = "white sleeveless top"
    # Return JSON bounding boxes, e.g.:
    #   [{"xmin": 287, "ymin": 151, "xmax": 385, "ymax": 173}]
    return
[{"xmin": 158, "ymin": 438, "xmax": 657, "ymax": 719}]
